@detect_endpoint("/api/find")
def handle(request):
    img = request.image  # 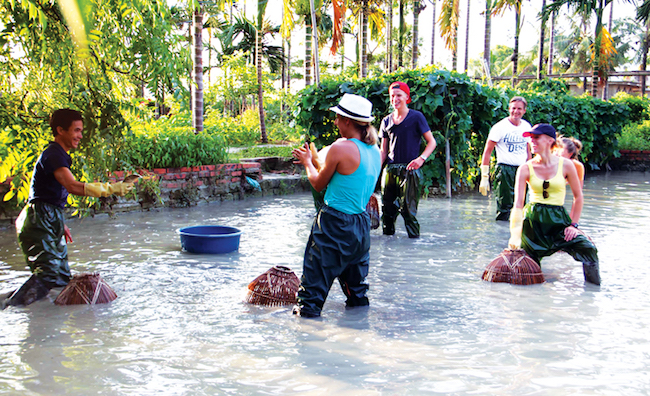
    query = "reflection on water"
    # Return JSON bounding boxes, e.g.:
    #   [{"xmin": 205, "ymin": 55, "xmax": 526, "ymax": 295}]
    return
[{"xmin": 1, "ymin": 171, "xmax": 650, "ymax": 395}]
